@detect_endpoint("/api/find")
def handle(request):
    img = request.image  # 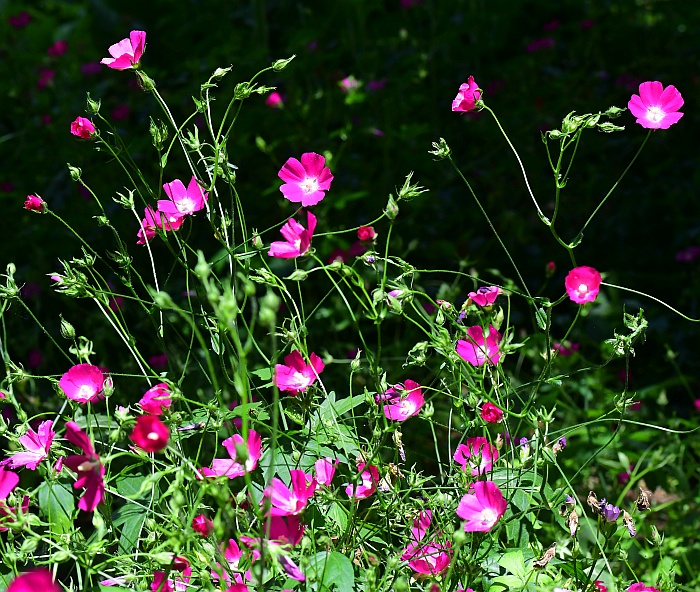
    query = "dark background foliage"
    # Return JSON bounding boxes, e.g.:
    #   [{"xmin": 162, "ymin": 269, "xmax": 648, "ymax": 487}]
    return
[{"xmin": 1, "ymin": 0, "xmax": 699, "ymax": 419}]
